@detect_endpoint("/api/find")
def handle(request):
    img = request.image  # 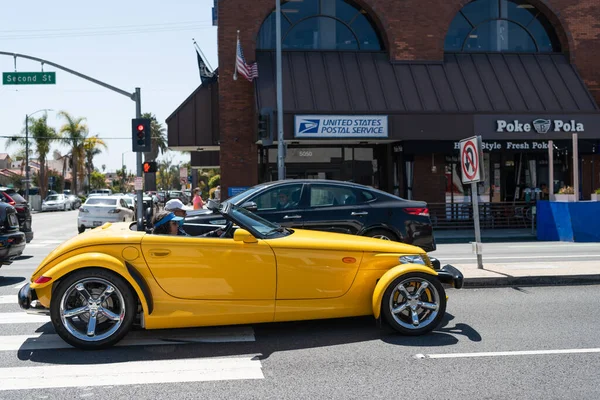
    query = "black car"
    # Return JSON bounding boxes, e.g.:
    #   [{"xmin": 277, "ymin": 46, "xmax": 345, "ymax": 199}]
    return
[
  {"xmin": 0, "ymin": 201, "xmax": 26, "ymax": 268},
  {"xmin": 184, "ymin": 180, "xmax": 436, "ymax": 252},
  {"xmin": 0, "ymin": 187, "xmax": 33, "ymax": 243}
]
